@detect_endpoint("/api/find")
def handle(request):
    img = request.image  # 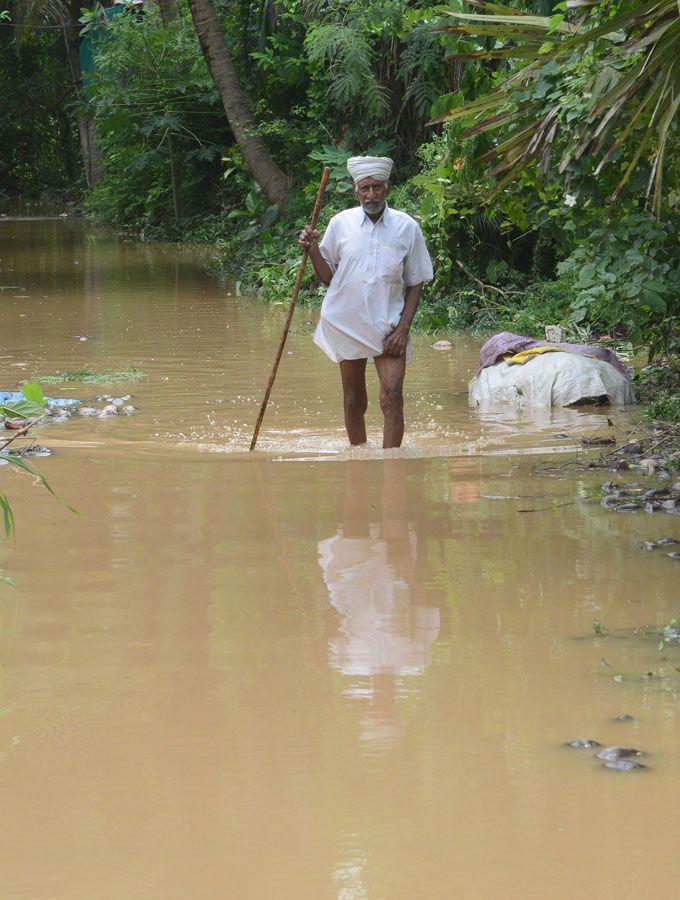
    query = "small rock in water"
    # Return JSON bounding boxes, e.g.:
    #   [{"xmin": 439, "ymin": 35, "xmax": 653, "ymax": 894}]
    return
[
  {"xmin": 554, "ymin": 433, "xmax": 569, "ymax": 439},
  {"xmin": 24, "ymin": 445, "xmax": 51, "ymax": 458},
  {"xmin": 98, "ymin": 404, "xmax": 117, "ymax": 418},
  {"xmin": 601, "ymin": 482, "xmax": 619, "ymax": 492},
  {"xmin": 642, "ymin": 487, "xmax": 670, "ymax": 500},
  {"xmin": 614, "ymin": 502, "xmax": 640, "ymax": 512},
  {"xmin": 79, "ymin": 407, "xmax": 98, "ymax": 417},
  {"xmin": 639, "ymin": 458, "xmax": 657, "ymax": 475},
  {"xmin": 121, "ymin": 405, "xmax": 135, "ymax": 414},
  {"xmin": 111, "ymin": 398, "xmax": 126, "ymax": 407},
  {"xmin": 666, "ymin": 551, "xmax": 680, "ymax": 561},
  {"xmin": 566, "ymin": 739, "xmax": 601, "ymax": 749},
  {"xmin": 430, "ymin": 340, "xmax": 453, "ymax": 351},
  {"xmin": 604, "ymin": 758, "xmax": 646, "ymax": 771},
  {"xmin": 643, "ymin": 502, "xmax": 660, "ymax": 513},
  {"xmin": 615, "ymin": 714, "xmax": 634, "ymax": 722},
  {"xmin": 641, "ymin": 542, "xmax": 657, "ymax": 551},
  {"xmin": 656, "ymin": 537, "xmax": 679, "ymax": 546},
  {"xmin": 596, "ymin": 746, "xmax": 642, "ymax": 761},
  {"xmin": 4, "ymin": 418, "xmax": 26, "ymax": 430}
]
